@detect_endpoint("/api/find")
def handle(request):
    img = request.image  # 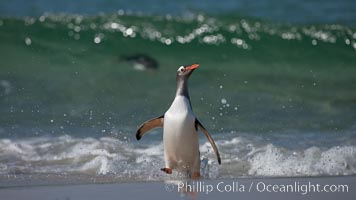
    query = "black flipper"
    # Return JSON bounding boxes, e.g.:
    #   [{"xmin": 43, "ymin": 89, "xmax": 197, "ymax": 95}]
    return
[
  {"xmin": 136, "ymin": 115, "xmax": 164, "ymax": 140},
  {"xmin": 196, "ymin": 119, "xmax": 221, "ymax": 164}
]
